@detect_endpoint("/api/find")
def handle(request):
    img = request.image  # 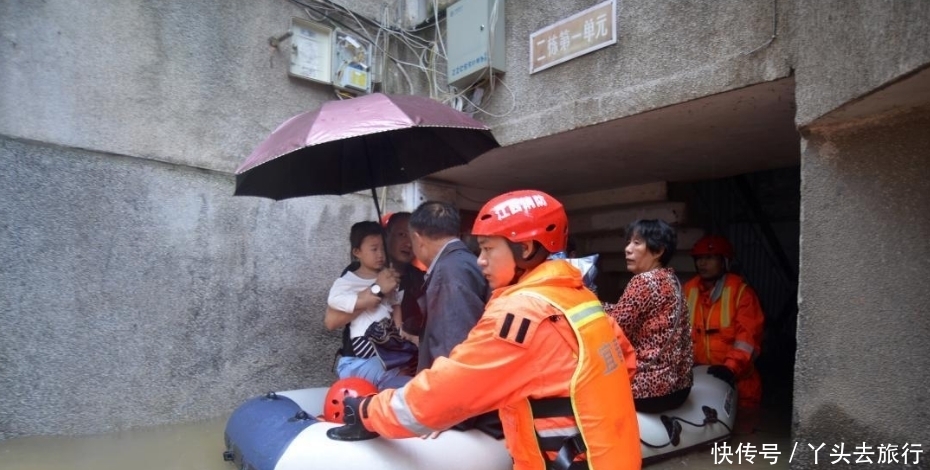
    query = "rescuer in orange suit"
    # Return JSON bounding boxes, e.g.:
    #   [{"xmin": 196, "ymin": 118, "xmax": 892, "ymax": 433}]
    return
[
  {"xmin": 328, "ymin": 189, "xmax": 642, "ymax": 470},
  {"xmin": 683, "ymin": 235, "xmax": 764, "ymax": 412}
]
